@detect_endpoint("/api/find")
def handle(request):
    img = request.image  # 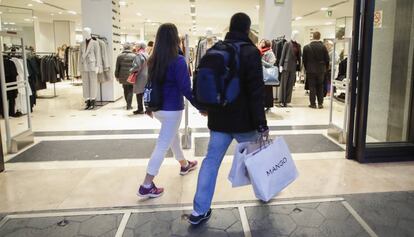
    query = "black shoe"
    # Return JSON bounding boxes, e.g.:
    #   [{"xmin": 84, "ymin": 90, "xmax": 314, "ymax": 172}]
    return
[
  {"xmin": 318, "ymin": 104, "xmax": 324, "ymax": 109},
  {"xmin": 309, "ymin": 104, "xmax": 317, "ymax": 109},
  {"xmin": 84, "ymin": 100, "xmax": 91, "ymax": 110},
  {"xmin": 89, "ymin": 100, "xmax": 96, "ymax": 110},
  {"xmin": 188, "ymin": 209, "xmax": 212, "ymax": 225},
  {"xmin": 133, "ymin": 110, "xmax": 145, "ymax": 115}
]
